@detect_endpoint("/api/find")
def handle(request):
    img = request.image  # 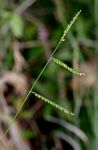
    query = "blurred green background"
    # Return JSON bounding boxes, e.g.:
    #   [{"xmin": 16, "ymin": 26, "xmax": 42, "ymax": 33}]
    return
[{"xmin": 0, "ymin": 0, "xmax": 97, "ymax": 150}]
